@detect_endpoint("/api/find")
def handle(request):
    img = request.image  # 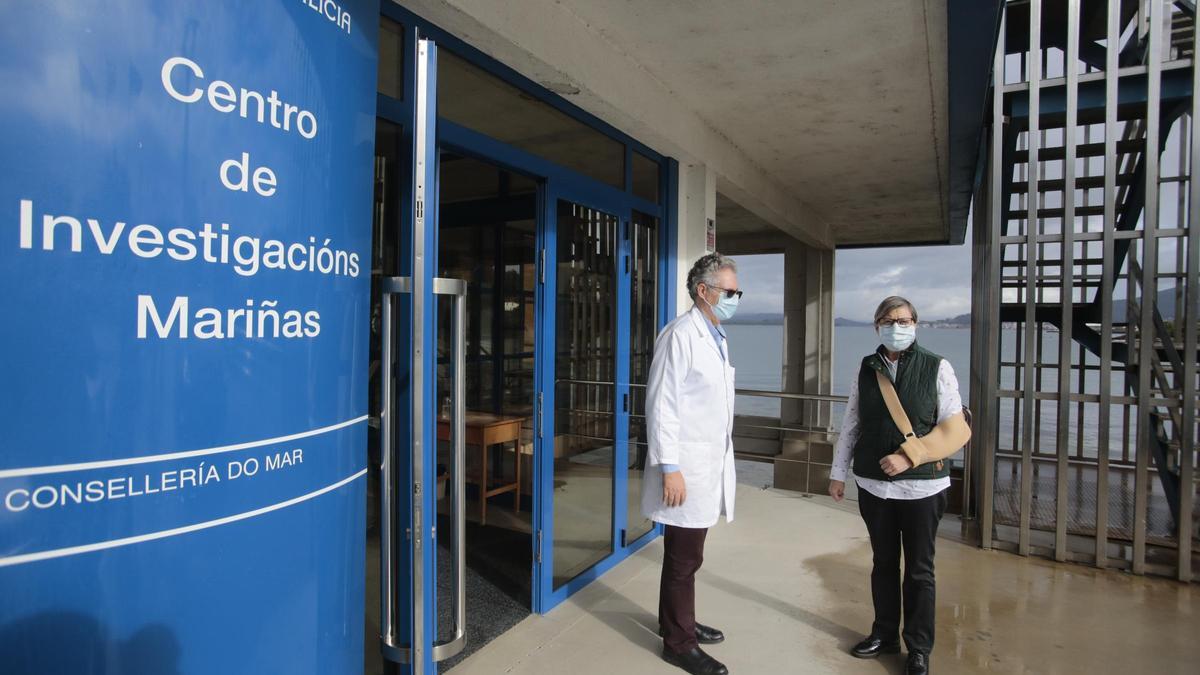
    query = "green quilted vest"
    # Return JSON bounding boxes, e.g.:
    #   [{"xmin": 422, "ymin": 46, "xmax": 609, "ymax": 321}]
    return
[{"xmin": 851, "ymin": 343, "xmax": 950, "ymax": 481}]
